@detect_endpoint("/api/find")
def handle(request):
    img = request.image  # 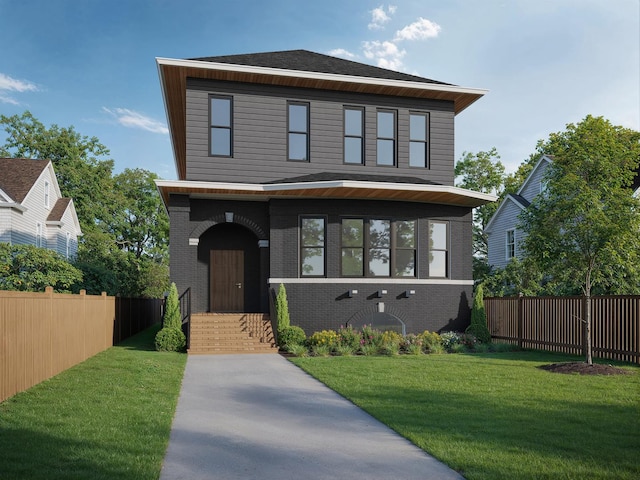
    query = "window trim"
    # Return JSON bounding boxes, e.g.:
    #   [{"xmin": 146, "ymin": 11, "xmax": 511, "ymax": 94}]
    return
[
  {"xmin": 300, "ymin": 216, "xmax": 326, "ymax": 277},
  {"xmin": 340, "ymin": 217, "xmax": 417, "ymax": 278},
  {"xmin": 506, "ymin": 228, "xmax": 516, "ymax": 261},
  {"xmin": 209, "ymin": 94, "xmax": 233, "ymax": 158},
  {"xmin": 409, "ymin": 112, "xmax": 429, "ymax": 168},
  {"xmin": 343, "ymin": 106, "xmax": 364, "ymax": 165},
  {"xmin": 36, "ymin": 222, "xmax": 43, "ymax": 248},
  {"xmin": 287, "ymin": 101, "xmax": 310, "ymax": 162},
  {"xmin": 376, "ymin": 109, "xmax": 397, "ymax": 166},
  {"xmin": 44, "ymin": 180, "xmax": 50, "ymax": 208},
  {"xmin": 66, "ymin": 231, "xmax": 71, "ymax": 259},
  {"xmin": 428, "ymin": 220, "xmax": 449, "ymax": 278}
]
